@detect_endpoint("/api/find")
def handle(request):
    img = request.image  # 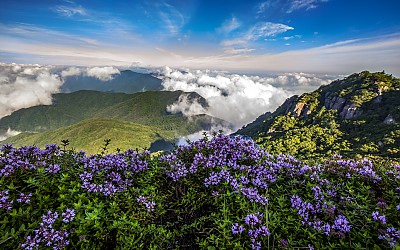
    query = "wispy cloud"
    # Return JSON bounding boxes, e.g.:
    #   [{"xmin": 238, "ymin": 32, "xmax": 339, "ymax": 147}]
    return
[
  {"xmin": 217, "ymin": 16, "xmax": 241, "ymax": 34},
  {"xmin": 287, "ymin": 0, "xmax": 328, "ymax": 13},
  {"xmin": 0, "ymin": 24, "xmax": 102, "ymax": 48},
  {"xmin": 257, "ymin": 1, "xmax": 270, "ymax": 14},
  {"xmin": 246, "ymin": 22, "xmax": 294, "ymax": 40},
  {"xmin": 224, "ymin": 48, "xmax": 255, "ymax": 54},
  {"xmin": 159, "ymin": 2, "xmax": 185, "ymax": 36},
  {"xmin": 53, "ymin": 5, "xmax": 87, "ymax": 17},
  {"xmin": 52, "ymin": 2, "xmax": 136, "ymax": 34},
  {"xmin": 283, "ymin": 35, "xmax": 302, "ymax": 40},
  {"xmin": 256, "ymin": 0, "xmax": 280, "ymax": 15},
  {"xmin": 222, "ymin": 22, "xmax": 294, "ymax": 47}
]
